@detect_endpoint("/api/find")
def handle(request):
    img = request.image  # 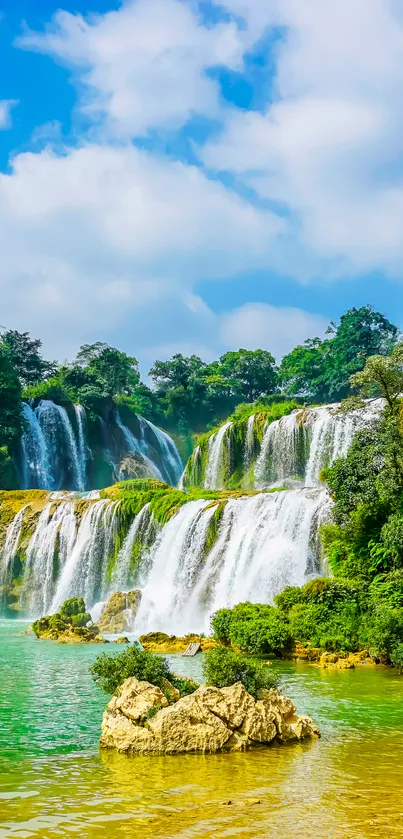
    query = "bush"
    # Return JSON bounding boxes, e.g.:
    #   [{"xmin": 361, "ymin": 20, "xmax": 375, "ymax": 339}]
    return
[
  {"xmin": 203, "ymin": 647, "xmax": 278, "ymax": 699},
  {"xmin": 59, "ymin": 597, "xmax": 87, "ymax": 619},
  {"xmin": 211, "ymin": 602, "xmax": 291, "ymax": 655},
  {"xmin": 90, "ymin": 643, "xmax": 172, "ymax": 694},
  {"xmin": 390, "ymin": 643, "xmax": 403, "ymax": 672}
]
